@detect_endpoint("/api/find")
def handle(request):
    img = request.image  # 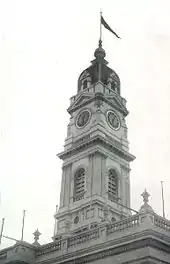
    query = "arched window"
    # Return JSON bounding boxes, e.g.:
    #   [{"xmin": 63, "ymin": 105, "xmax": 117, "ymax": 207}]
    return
[
  {"xmin": 108, "ymin": 169, "xmax": 118, "ymax": 201},
  {"xmin": 111, "ymin": 216, "xmax": 116, "ymax": 222},
  {"xmin": 83, "ymin": 79, "xmax": 87, "ymax": 90},
  {"xmin": 111, "ymin": 81, "xmax": 115, "ymax": 91},
  {"xmin": 74, "ymin": 168, "xmax": 85, "ymax": 202},
  {"xmin": 111, "ymin": 81, "xmax": 118, "ymax": 92}
]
